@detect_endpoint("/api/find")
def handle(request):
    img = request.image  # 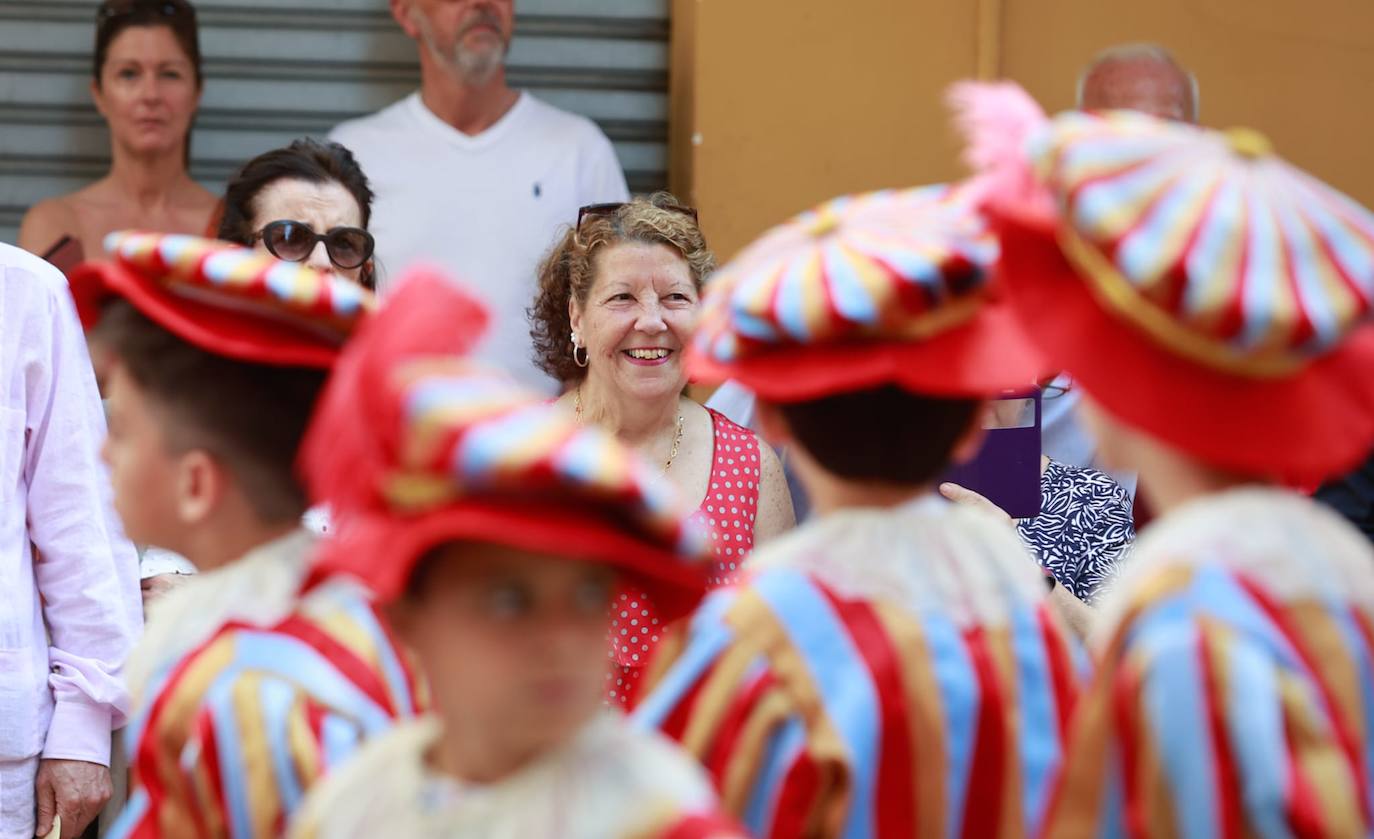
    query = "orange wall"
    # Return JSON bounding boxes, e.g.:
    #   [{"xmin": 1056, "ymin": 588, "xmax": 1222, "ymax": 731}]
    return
[
  {"xmin": 674, "ymin": 0, "xmax": 1374, "ymax": 261},
  {"xmin": 671, "ymin": 0, "xmax": 984, "ymax": 260}
]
